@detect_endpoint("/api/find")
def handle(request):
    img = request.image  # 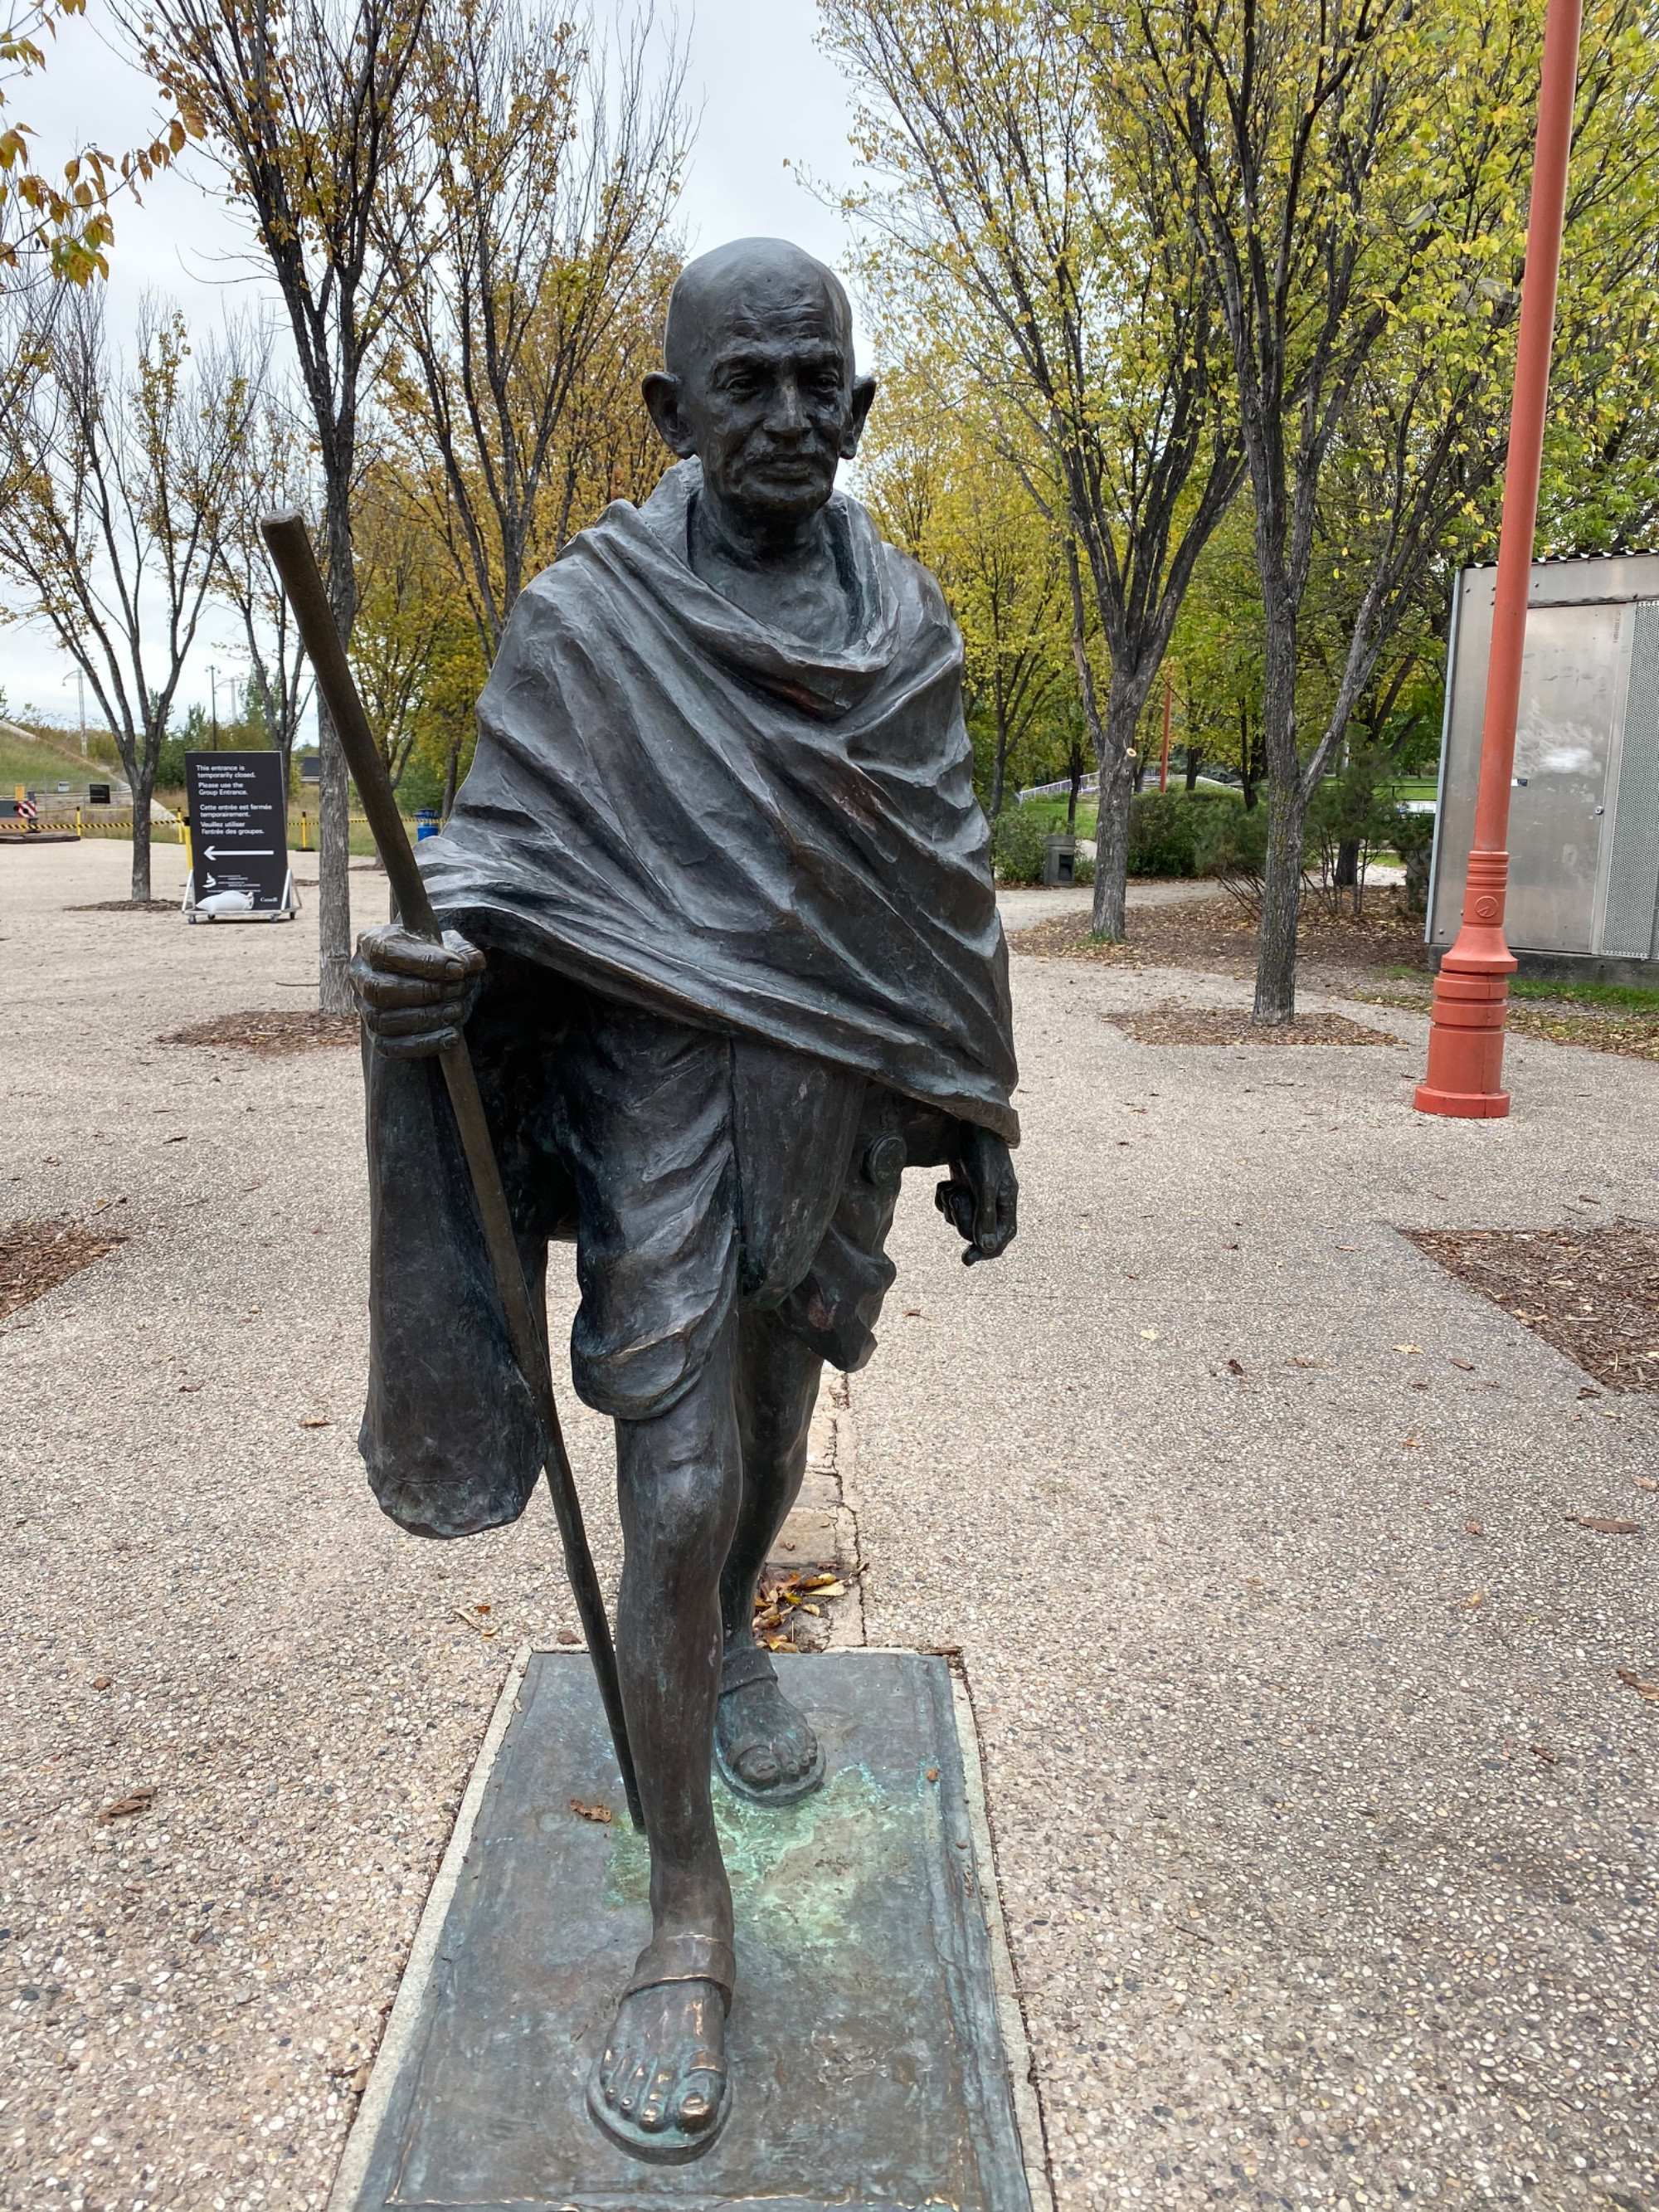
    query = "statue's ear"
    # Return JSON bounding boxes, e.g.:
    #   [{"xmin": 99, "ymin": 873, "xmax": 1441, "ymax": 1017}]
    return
[
  {"xmin": 839, "ymin": 374, "xmax": 878, "ymax": 460},
  {"xmin": 643, "ymin": 372, "xmax": 695, "ymax": 458}
]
